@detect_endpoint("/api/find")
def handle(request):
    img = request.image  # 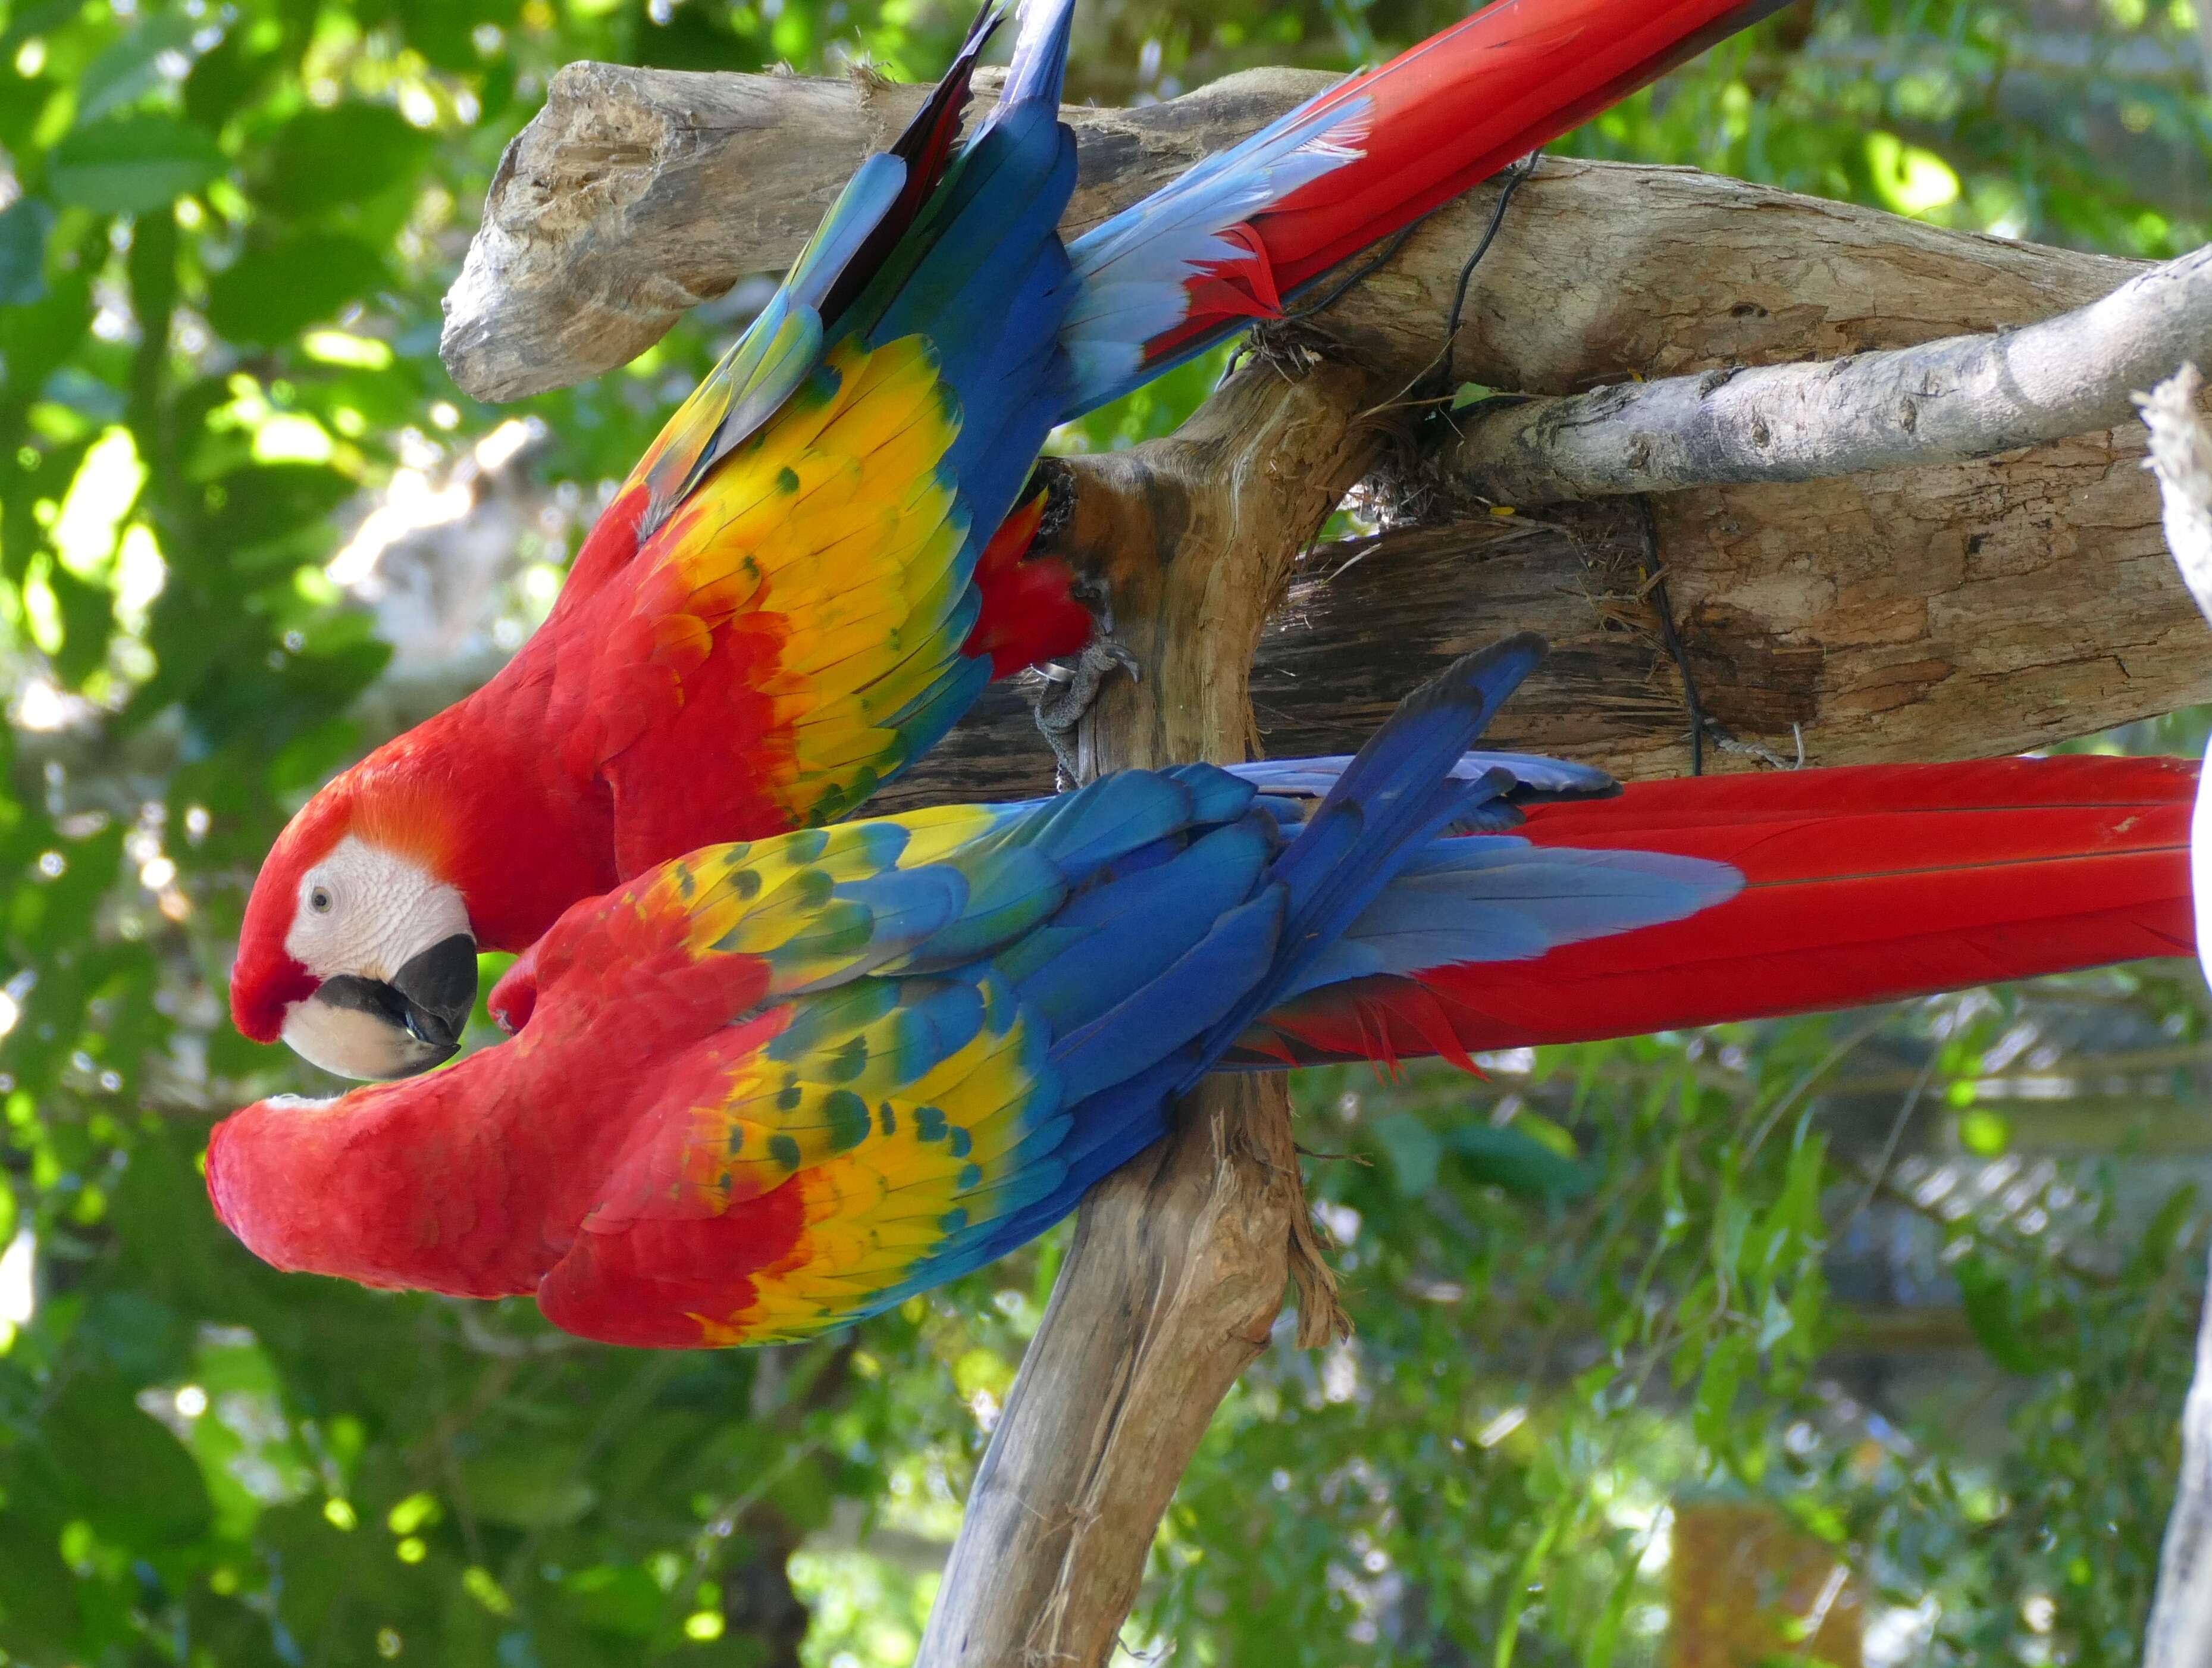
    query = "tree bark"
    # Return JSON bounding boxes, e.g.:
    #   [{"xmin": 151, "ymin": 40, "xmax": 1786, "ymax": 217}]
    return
[
  {"xmin": 876, "ymin": 405, "xmax": 2208, "ymax": 803},
  {"xmin": 916, "ymin": 358, "xmax": 1378, "ymax": 1668},
  {"xmin": 449, "ymin": 61, "xmax": 2212, "ymax": 786},
  {"xmin": 440, "ymin": 63, "xmax": 2144, "ymax": 407},
  {"xmin": 1441, "ymin": 243, "xmax": 2212, "ymax": 505}
]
